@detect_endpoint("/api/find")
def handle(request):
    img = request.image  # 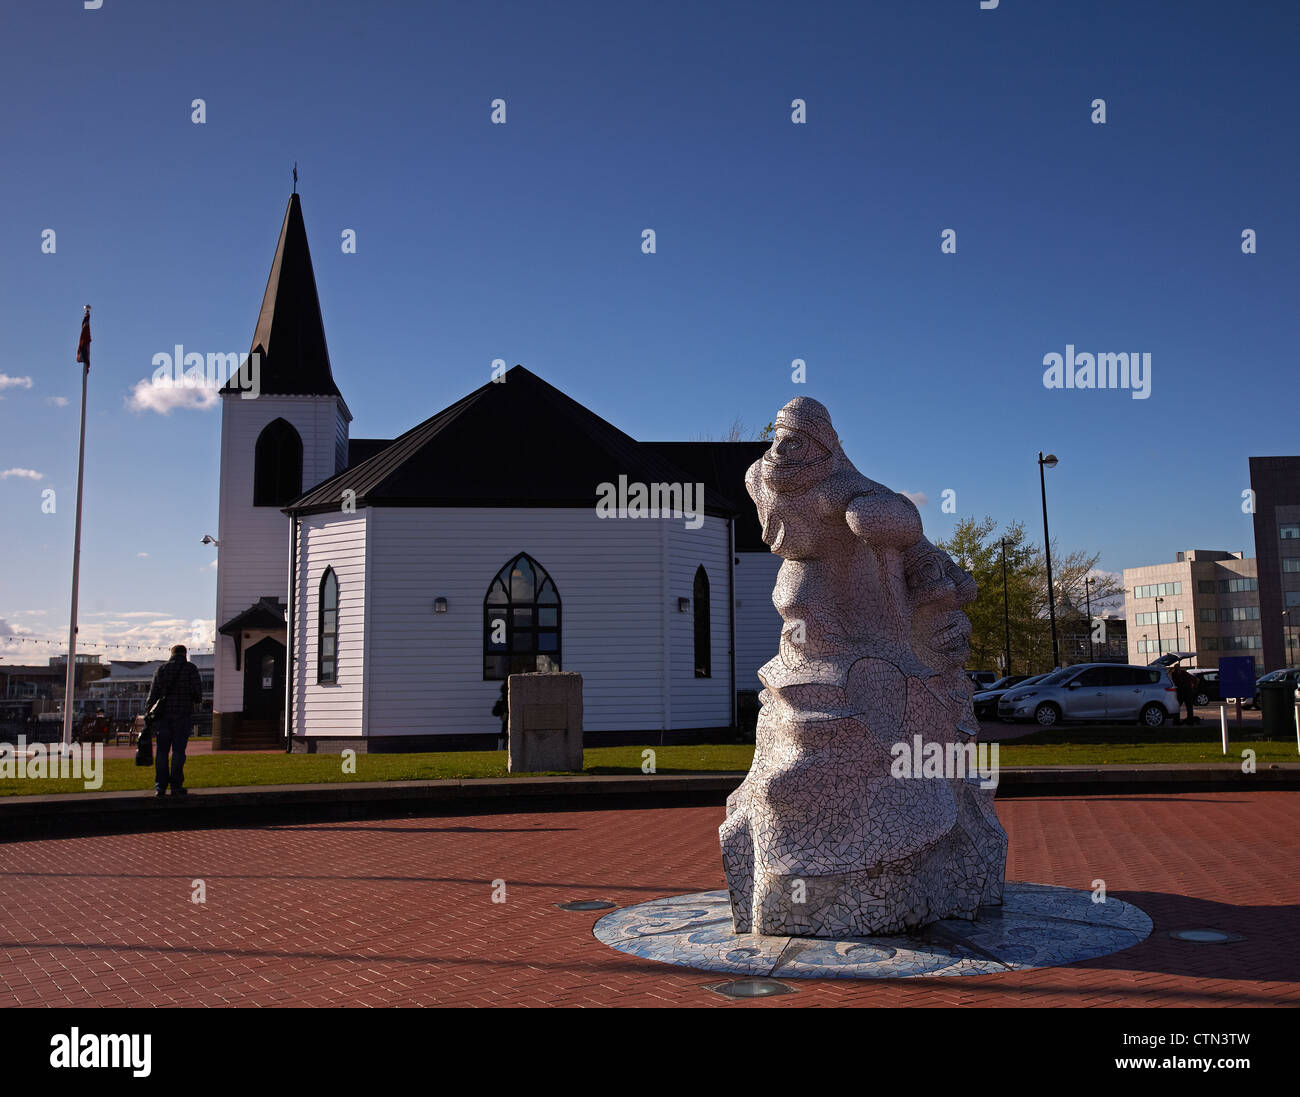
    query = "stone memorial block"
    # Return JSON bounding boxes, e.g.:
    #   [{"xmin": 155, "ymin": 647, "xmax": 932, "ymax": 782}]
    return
[{"xmin": 507, "ymin": 671, "xmax": 583, "ymax": 773}]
